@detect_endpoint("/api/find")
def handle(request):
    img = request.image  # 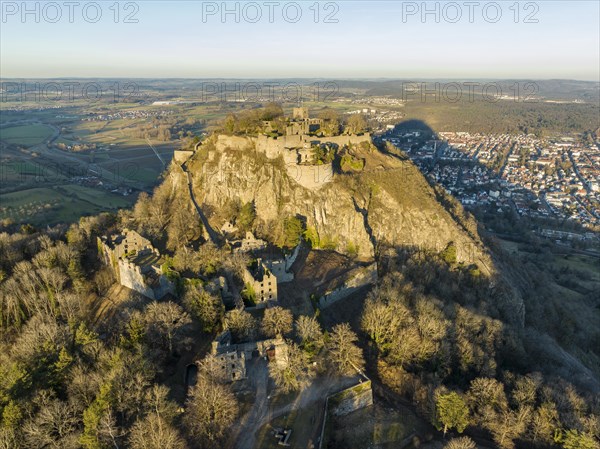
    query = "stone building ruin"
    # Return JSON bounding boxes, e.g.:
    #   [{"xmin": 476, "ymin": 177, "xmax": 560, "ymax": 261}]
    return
[
  {"xmin": 98, "ymin": 229, "xmax": 175, "ymax": 300},
  {"xmin": 243, "ymin": 258, "xmax": 278, "ymax": 306},
  {"xmin": 206, "ymin": 329, "xmax": 289, "ymax": 383}
]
